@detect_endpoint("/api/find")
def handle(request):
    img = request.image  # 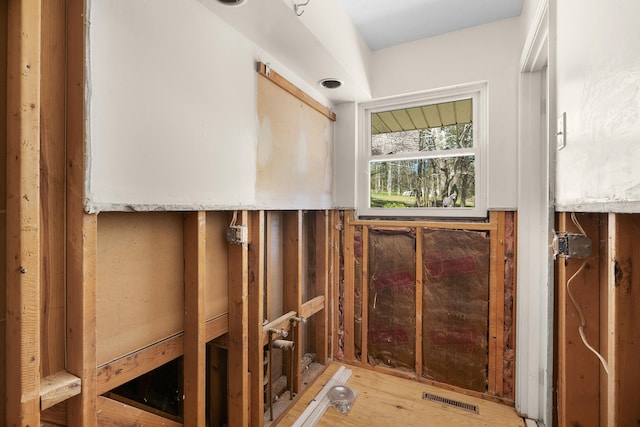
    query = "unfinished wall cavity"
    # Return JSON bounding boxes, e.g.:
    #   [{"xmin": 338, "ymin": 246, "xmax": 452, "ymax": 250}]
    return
[
  {"xmin": 422, "ymin": 229, "xmax": 489, "ymax": 392},
  {"xmin": 368, "ymin": 228, "xmax": 416, "ymax": 372},
  {"xmin": 337, "ymin": 212, "xmax": 516, "ymax": 400}
]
